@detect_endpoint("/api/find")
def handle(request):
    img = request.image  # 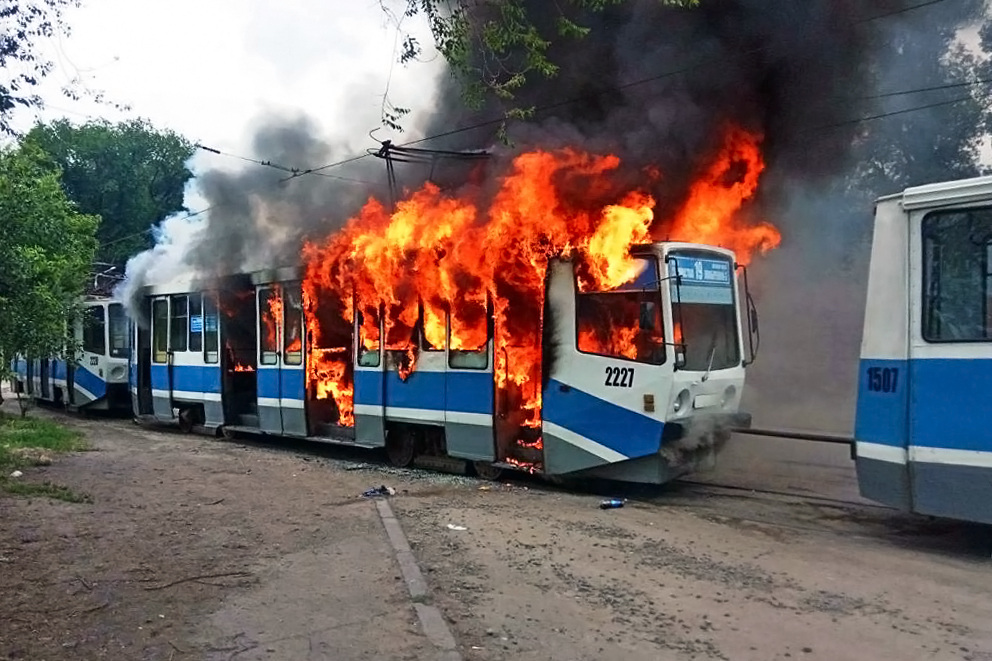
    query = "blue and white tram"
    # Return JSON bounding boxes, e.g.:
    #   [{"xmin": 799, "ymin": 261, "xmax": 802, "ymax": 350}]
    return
[
  {"xmin": 132, "ymin": 241, "xmax": 755, "ymax": 483},
  {"xmin": 11, "ymin": 296, "xmax": 131, "ymax": 411},
  {"xmin": 855, "ymin": 175, "xmax": 992, "ymax": 524}
]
